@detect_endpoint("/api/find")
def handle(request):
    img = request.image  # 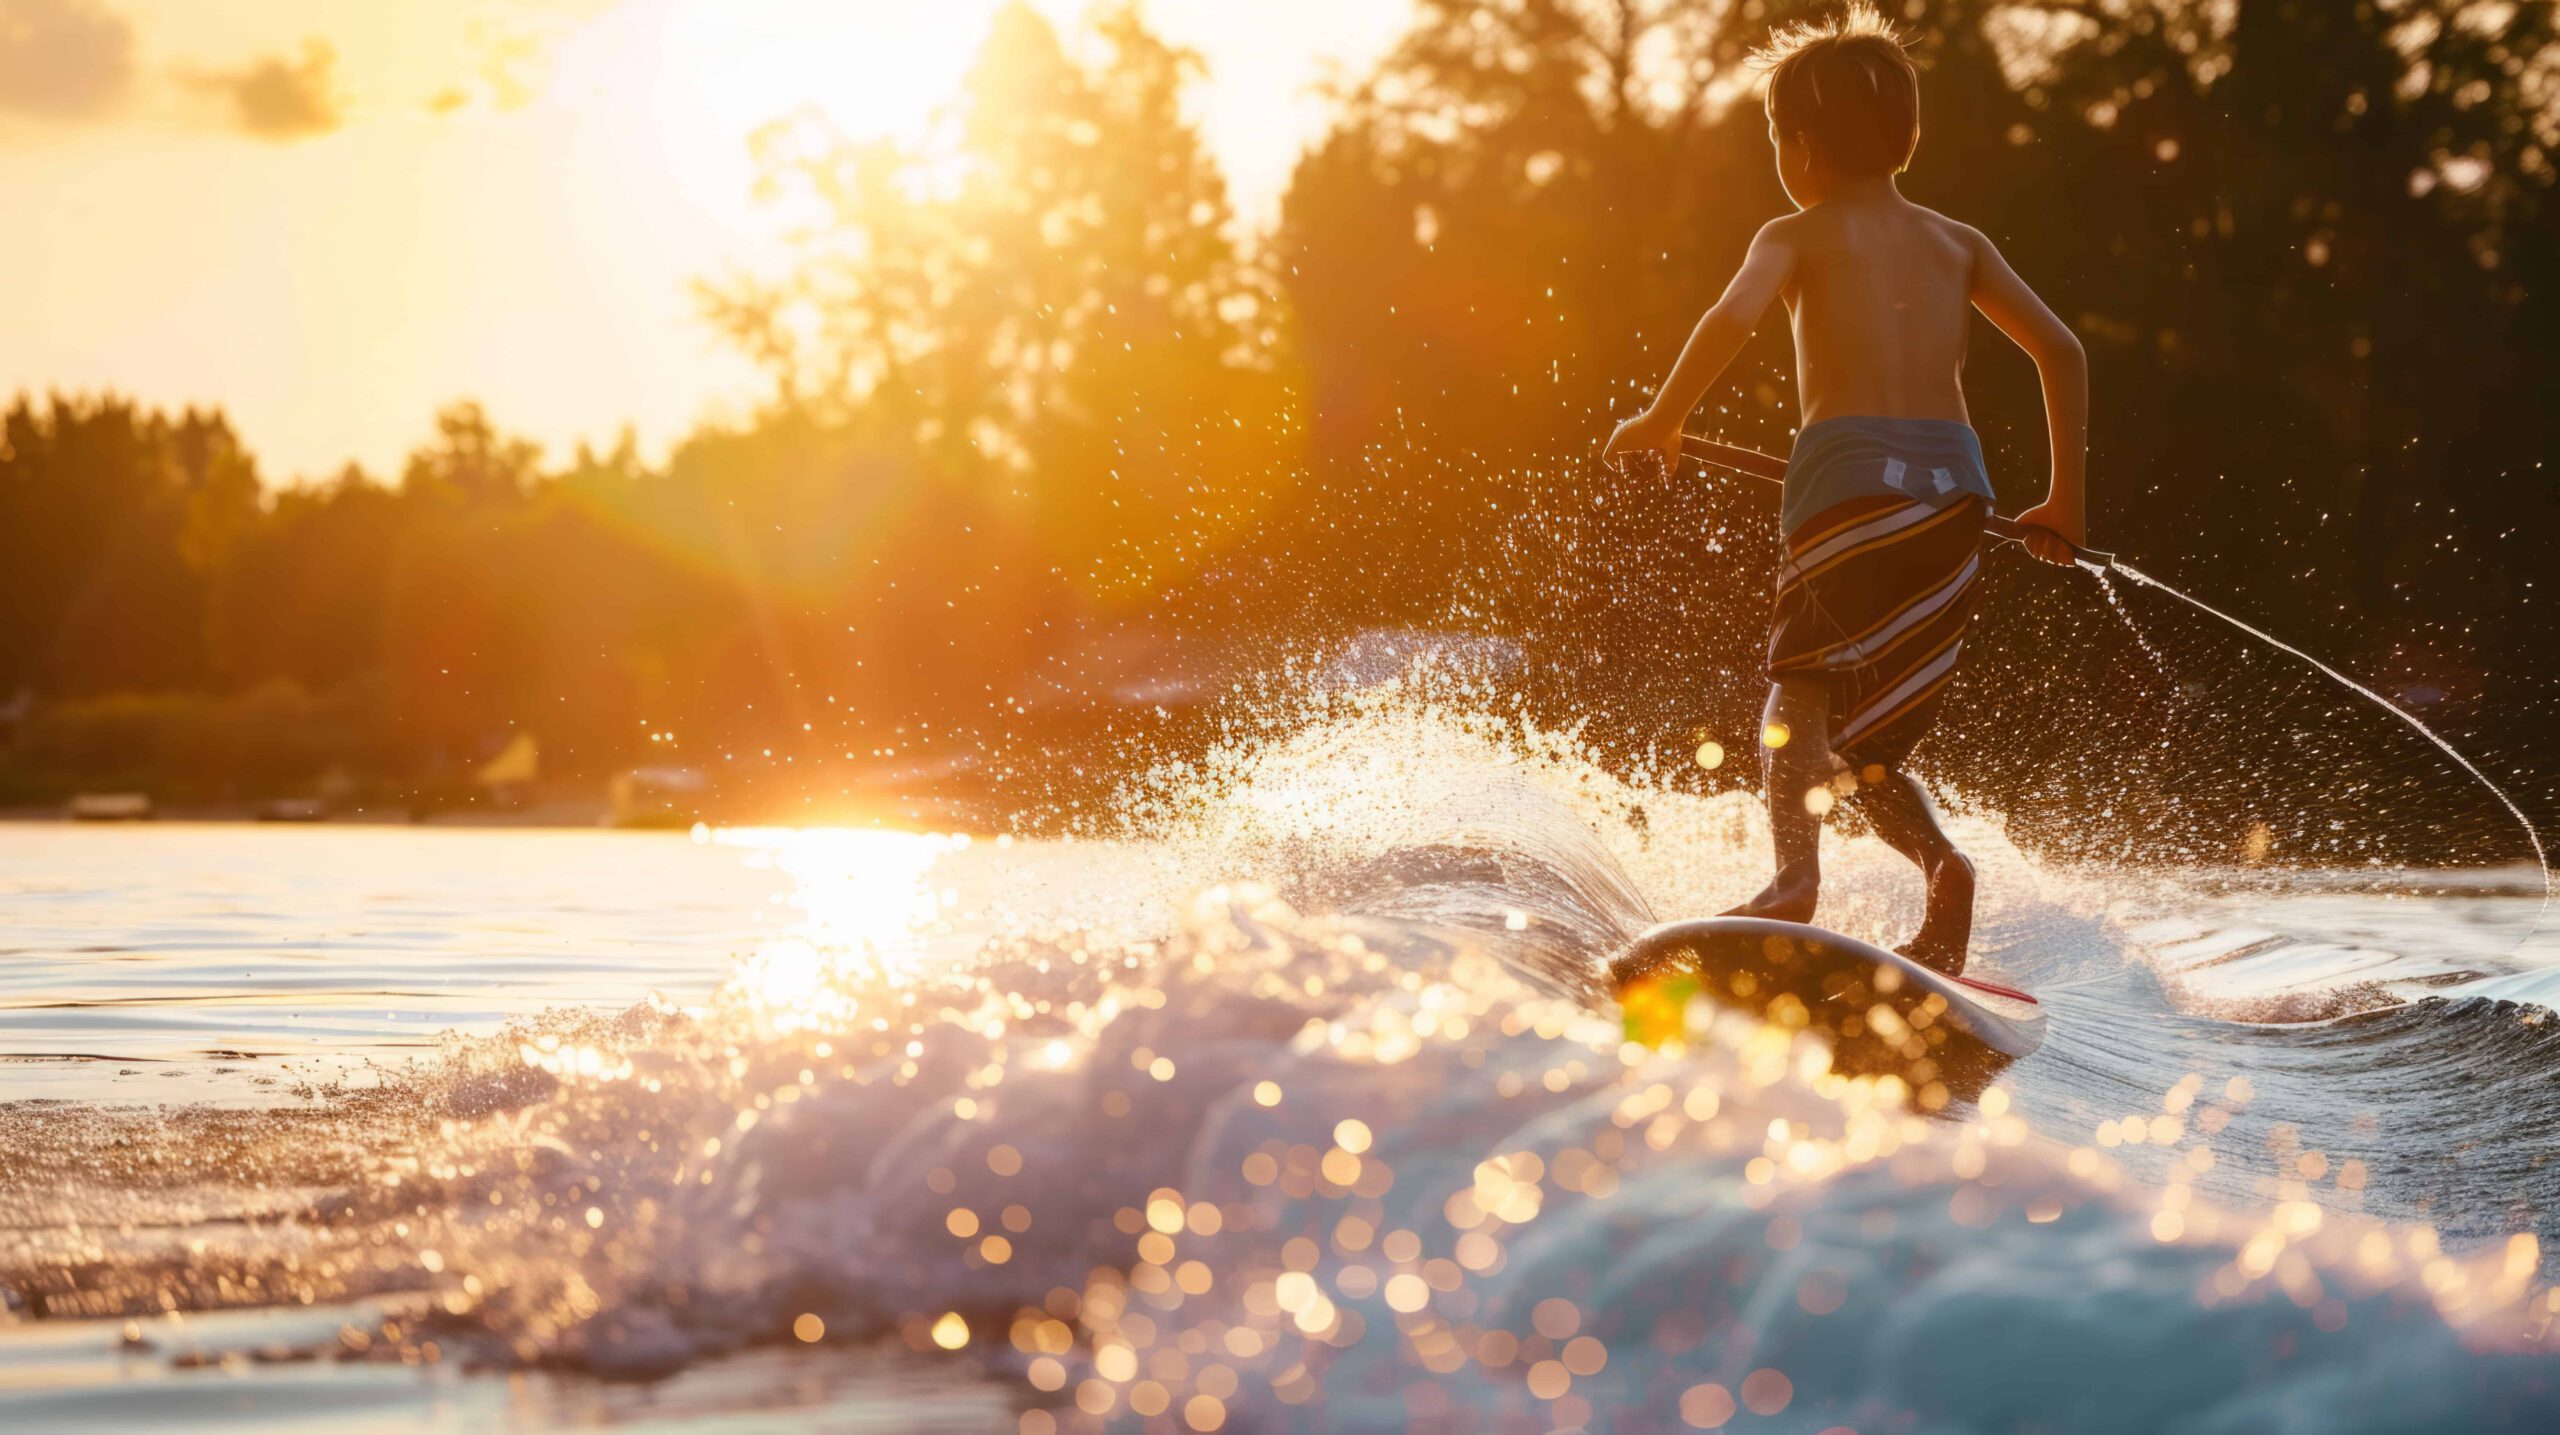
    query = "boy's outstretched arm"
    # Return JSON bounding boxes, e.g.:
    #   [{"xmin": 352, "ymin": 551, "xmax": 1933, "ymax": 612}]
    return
[
  {"xmin": 1964, "ymin": 226, "xmax": 2088, "ymax": 566},
  {"xmin": 1603, "ymin": 220, "xmax": 1796, "ymax": 477}
]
